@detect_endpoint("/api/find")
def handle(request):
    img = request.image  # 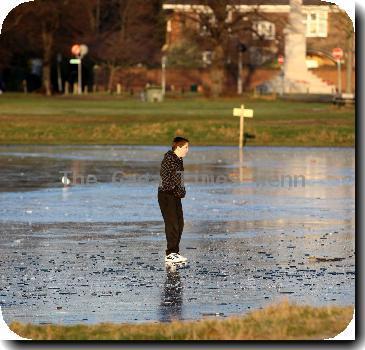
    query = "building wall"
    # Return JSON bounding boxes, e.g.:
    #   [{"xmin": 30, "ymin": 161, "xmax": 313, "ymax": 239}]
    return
[
  {"xmin": 165, "ymin": 7, "xmax": 353, "ymax": 67},
  {"xmin": 307, "ymin": 11, "xmax": 353, "ymax": 56},
  {"xmin": 107, "ymin": 66, "xmax": 355, "ymax": 94}
]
